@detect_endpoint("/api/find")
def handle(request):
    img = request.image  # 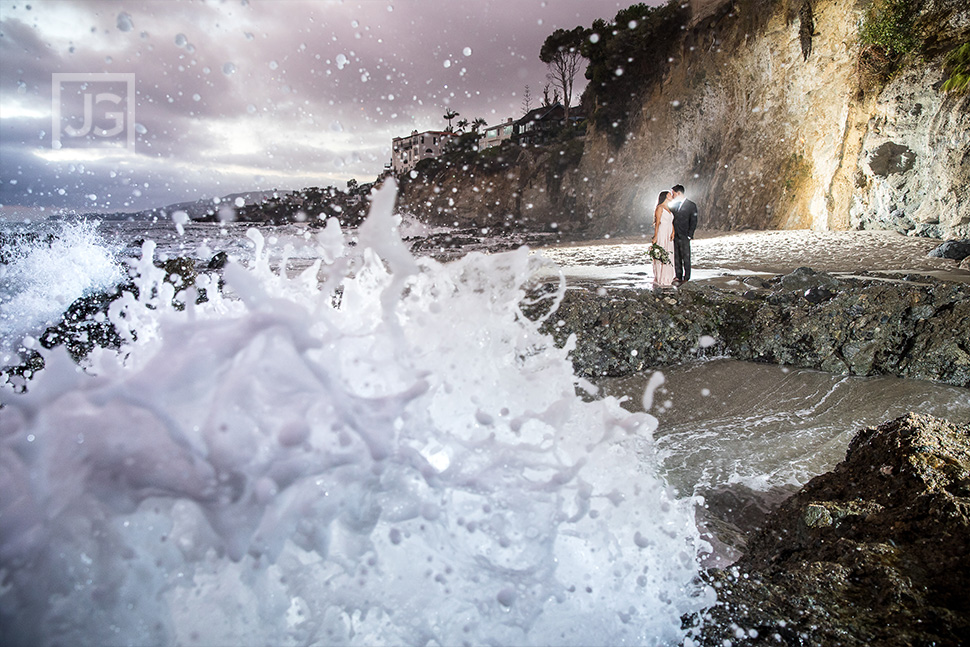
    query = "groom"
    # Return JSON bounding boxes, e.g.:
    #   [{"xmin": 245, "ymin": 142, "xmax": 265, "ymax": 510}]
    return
[{"xmin": 670, "ymin": 184, "xmax": 698, "ymax": 284}]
